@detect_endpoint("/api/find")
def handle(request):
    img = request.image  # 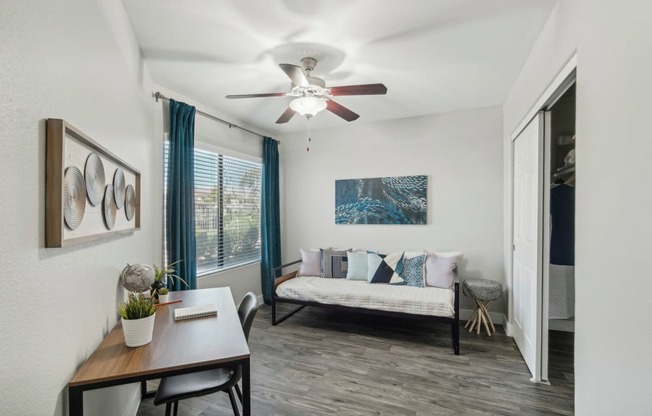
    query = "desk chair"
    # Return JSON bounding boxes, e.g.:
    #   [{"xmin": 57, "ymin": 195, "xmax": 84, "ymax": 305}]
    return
[{"xmin": 153, "ymin": 292, "xmax": 259, "ymax": 416}]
